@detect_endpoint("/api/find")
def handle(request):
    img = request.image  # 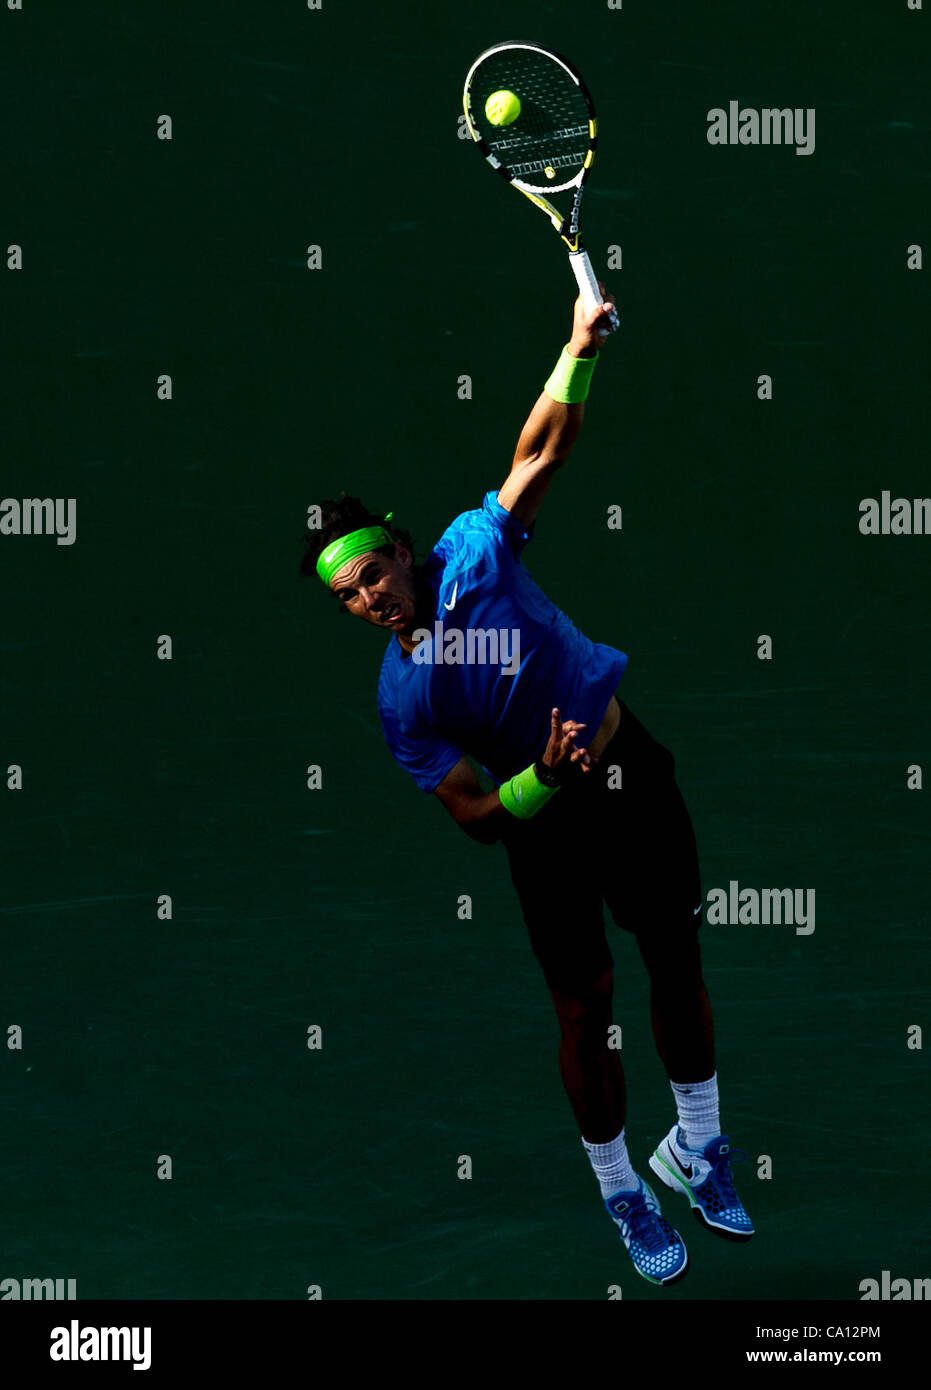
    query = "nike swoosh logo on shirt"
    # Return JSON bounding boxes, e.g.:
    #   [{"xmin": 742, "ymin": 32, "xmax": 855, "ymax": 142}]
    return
[{"xmin": 444, "ymin": 581, "xmax": 459, "ymax": 611}]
